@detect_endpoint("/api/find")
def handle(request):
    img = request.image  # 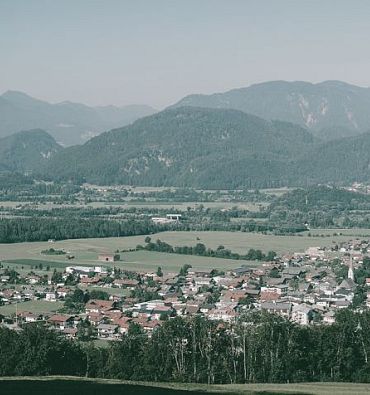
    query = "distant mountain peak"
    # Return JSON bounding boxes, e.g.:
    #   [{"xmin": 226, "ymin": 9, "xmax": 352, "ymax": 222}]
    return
[
  {"xmin": 0, "ymin": 91, "xmax": 157, "ymax": 145},
  {"xmin": 172, "ymin": 80, "xmax": 370, "ymax": 140}
]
